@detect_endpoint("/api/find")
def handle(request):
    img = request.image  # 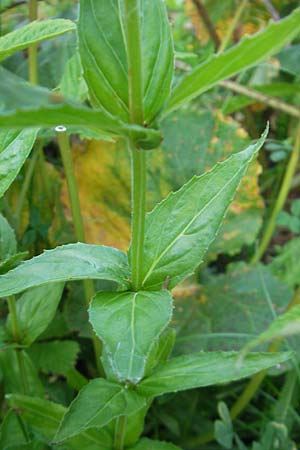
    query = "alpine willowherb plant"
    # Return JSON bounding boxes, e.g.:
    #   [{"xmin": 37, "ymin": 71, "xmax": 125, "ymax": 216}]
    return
[{"xmin": 1, "ymin": 1, "xmax": 300, "ymax": 449}]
